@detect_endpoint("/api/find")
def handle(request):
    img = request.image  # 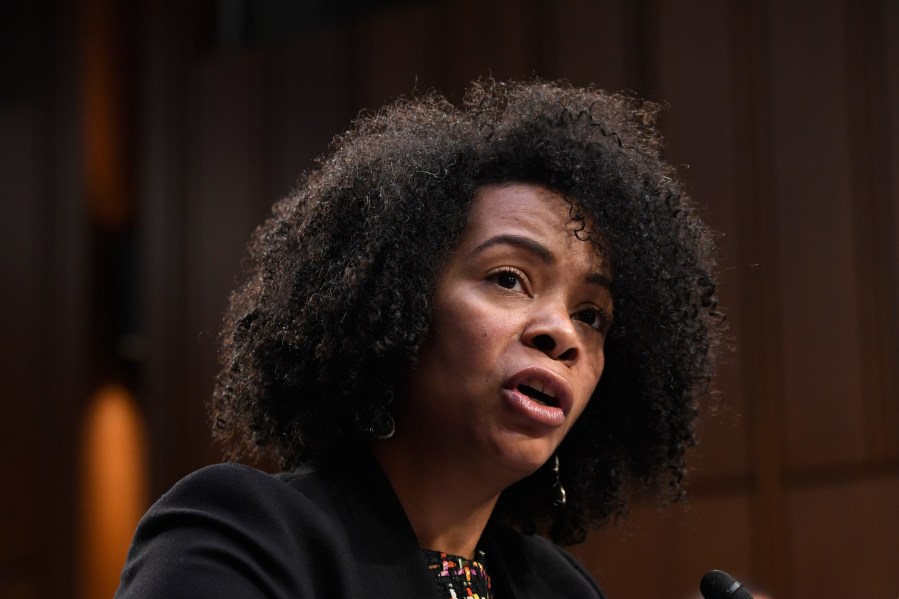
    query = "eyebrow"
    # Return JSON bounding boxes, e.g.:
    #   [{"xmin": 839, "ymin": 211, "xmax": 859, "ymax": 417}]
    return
[
  {"xmin": 470, "ymin": 234, "xmax": 613, "ymax": 289},
  {"xmin": 471, "ymin": 234, "xmax": 555, "ymax": 263},
  {"xmin": 585, "ymin": 272, "xmax": 613, "ymax": 289}
]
